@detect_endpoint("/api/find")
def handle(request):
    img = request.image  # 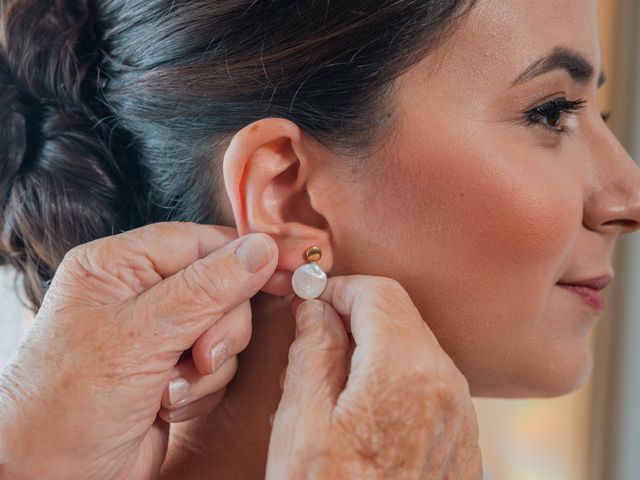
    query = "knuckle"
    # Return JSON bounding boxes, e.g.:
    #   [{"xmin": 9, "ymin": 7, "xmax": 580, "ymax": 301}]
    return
[
  {"xmin": 62, "ymin": 244, "xmax": 82, "ymax": 263},
  {"xmin": 288, "ymin": 336, "xmax": 320, "ymax": 368},
  {"xmin": 89, "ymin": 237, "xmax": 118, "ymax": 266},
  {"xmin": 287, "ymin": 332, "xmax": 341, "ymax": 375},
  {"xmin": 128, "ymin": 222, "xmax": 165, "ymax": 247},
  {"xmin": 180, "ymin": 268, "xmax": 213, "ymax": 308},
  {"xmin": 180, "ymin": 259, "xmax": 235, "ymax": 312},
  {"xmin": 428, "ymin": 369, "xmax": 468, "ymax": 414},
  {"xmin": 140, "ymin": 221, "xmax": 191, "ymax": 238},
  {"xmin": 61, "ymin": 243, "xmax": 89, "ymax": 268},
  {"xmin": 363, "ymin": 277, "xmax": 420, "ymax": 329},
  {"xmin": 126, "ymin": 221, "xmax": 192, "ymax": 252},
  {"xmin": 386, "ymin": 354, "xmax": 467, "ymax": 413},
  {"xmin": 370, "ymin": 276, "xmax": 404, "ymax": 294},
  {"xmin": 59, "ymin": 244, "xmax": 95, "ymax": 281},
  {"xmin": 287, "ymin": 339, "xmax": 307, "ymax": 366},
  {"xmin": 377, "ymin": 276, "xmax": 403, "ymax": 290},
  {"xmin": 367, "ymin": 277, "xmax": 411, "ymax": 306},
  {"xmin": 455, "ymin": 372, "xmax": 472, "ymax": 397}
]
